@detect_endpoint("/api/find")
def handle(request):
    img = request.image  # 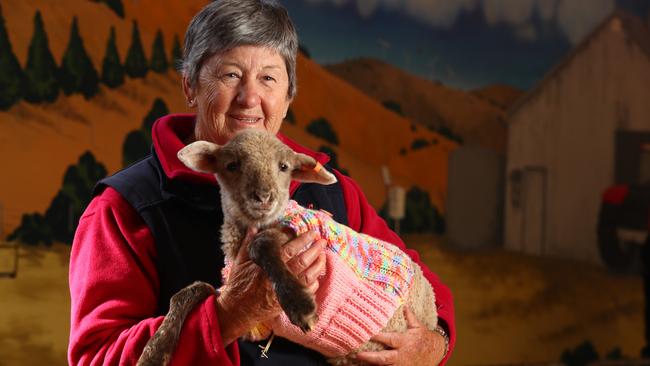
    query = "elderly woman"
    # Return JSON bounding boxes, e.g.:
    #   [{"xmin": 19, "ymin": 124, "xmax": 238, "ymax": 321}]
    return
[{"xmin": 68, "ymin": 0, "xmax": 455, "ymax": 365}]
